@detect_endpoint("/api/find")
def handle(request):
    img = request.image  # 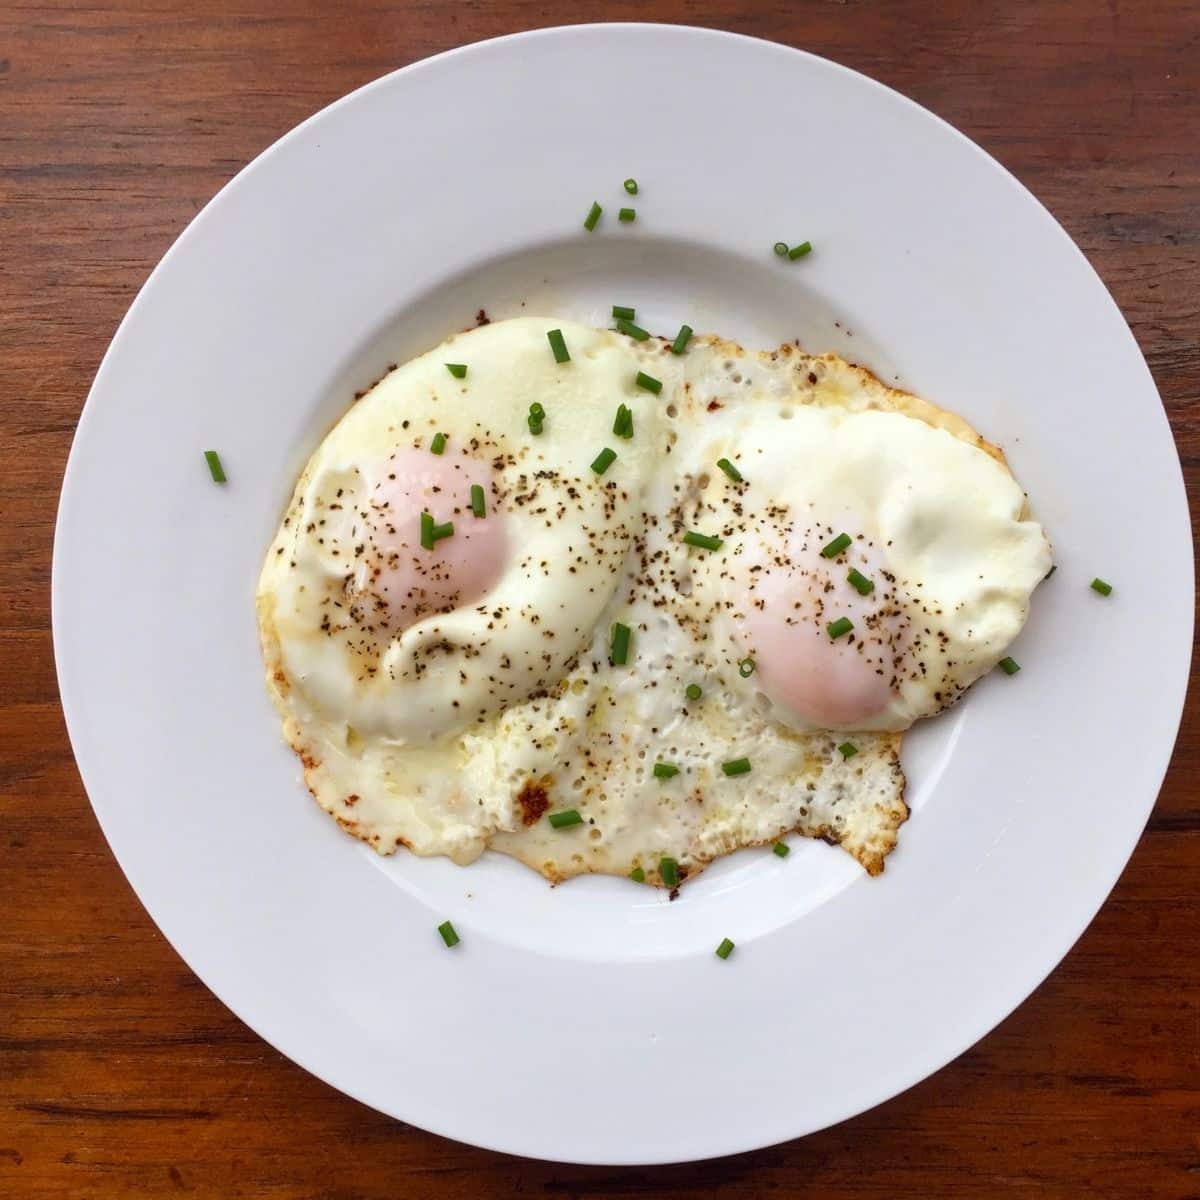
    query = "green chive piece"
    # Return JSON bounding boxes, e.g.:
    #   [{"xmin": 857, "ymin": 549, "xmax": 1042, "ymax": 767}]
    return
[
  {"xmin": 827, "ymin": 616, "xmax": 853, "ymax": 640},
  {"xmin": 548, "ymin": 809, "xmax": 583, "ymax": 829},
  {"xmin": 630, "ymin": 866, "xmax": 645, "ymax": 882},
  {"xmin": 838, "ymin": 742, "xmax": 858, "ymax": 760},
  {"xmin": 584, "ymin": 201, "xmax": 602, "ymax": 231},
  {"xmin": 610, "ymin": 621, "xmax": 631, "ymax": 666},
  {"xmin": 788, "ymin": 241, "xmax": 813, "ymax": 260},
  {"xmin": 716, "ymin": 457, "xmax": 743, "ymax": 483},
  {"xmin": 623, "ymin": 178, "xmax": 638, "ymax": 195},
  {"xmin": 773, "ymin": 841, "xmax": 790, "ymax": 858},
  {"xmin": 437, "ymin": 920, "xmax": 459, "ymax": 948},
  {"xmin": 722, "ymin": 758, "xmax": 752, "ymax": 777},
  {"xmin": 445, "ymin": 363, "xmax": 467, "ymax": 379},
  {"xmin": 612, "ymin": 305, "xmax": 636, "ymax": 320},
  {"xmin": 715, "ymin": 937, "xmax": 735, "ymax": 960},
  {"xmin": 470, "ymin": 484, "xmax": 486, "ymax": 518},
  {"xmin": 430, "ymin": 432, "xmax": 447, "ymax": 455},
  {"xmin": 203, "ymin": 450, "xmax": 226, "ymax": 483},
  {"xmin": 683, "ymin": 531, "xmax": 723, "ymax": 552},
  {"xmin": 685, "ymin": 683, "xmax": 702, "ymax": 702},
  {"xmin": 653, "ymin": 762, "xmax": 680, "ymax": 779},
  {"xmin": 659, "ymin": 857, "xmax": 679, "ymax": 887},
  {"xmin": 618, "ymin": 207, "xmax": 636, "ymax": 222},
  {"xmin": 547, "ymin": 328, "xmax": 570, "ymax": 363},
  {"xmin": 528, "ymin": 415, "xmax": 544, "ymax": 435},
  {"xmin": 591, "ymin": 447, "xmax": 617, "ymax": 475},
  {"xmin": 821, "ymin": 531, "xmax": 852, "ymax": 558},
  {"xmin": 1091, "ymin": 577, "xmax": 1113, "ymax": 596},
  {"xmin": 530, "ymin": 402, "xmax": 545, "ymax": 418},
  {"xmin": 613, "ymin": 404, "xmax": 634, "ymax": 438},
  {"xmin": 847, "ymin": 567, "xmax": 875, "ymax": 595},
  {"xmin": 420, "ymin": 512, "xmax": 453, "ymax": 549},
  {"xmin": 998, "ymin": 656, "xmax": 1021, "ymax": 676},
  {"xmin": 773, "ymin": 241, "xmax": 789, "ymax": 257},
  {"xmin": 670, "ymin": 324, "xmax": 693, "ymax": 355},
  {"xmin": 738, "ymin": 657, "xmax": 755, "ymax": 678},
  {"xmin": 616, "ymin": 318, "xmax": 650, "ymax": 341},
  {"xmin": 635, "ymin": 371, "xmax": 662, "ymax": 394}
]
